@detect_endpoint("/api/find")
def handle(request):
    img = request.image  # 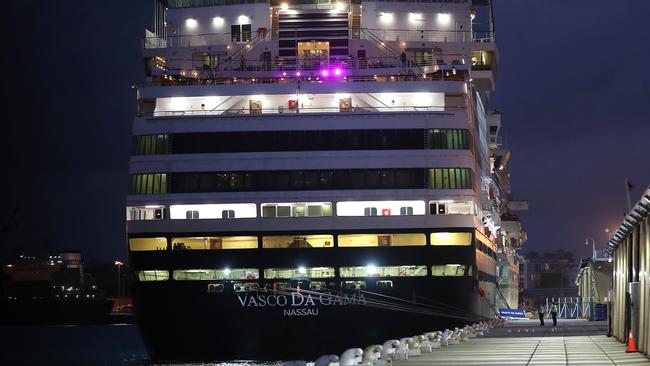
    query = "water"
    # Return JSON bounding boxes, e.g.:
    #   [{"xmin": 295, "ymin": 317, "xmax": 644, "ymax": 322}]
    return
[{"xmin": 0, "ymin": 324, "xmax": 282, "ymax": 366}]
